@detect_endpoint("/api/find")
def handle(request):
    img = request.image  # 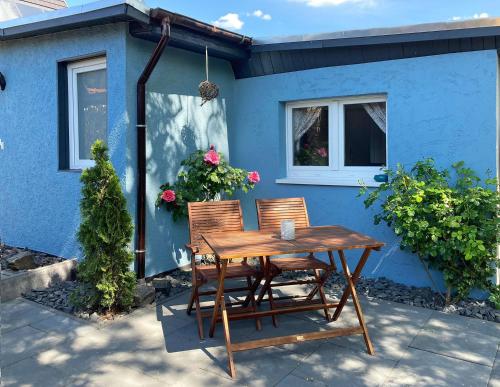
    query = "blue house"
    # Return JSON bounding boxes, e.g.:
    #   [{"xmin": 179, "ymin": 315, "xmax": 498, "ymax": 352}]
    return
[{"xmin": 0, "ymin": 0, "xmax": 498, "ymax": 288}]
